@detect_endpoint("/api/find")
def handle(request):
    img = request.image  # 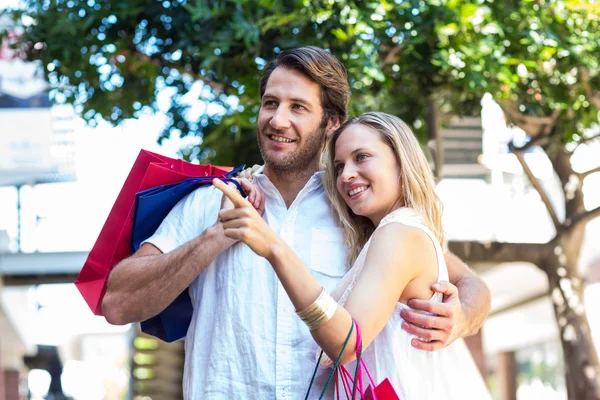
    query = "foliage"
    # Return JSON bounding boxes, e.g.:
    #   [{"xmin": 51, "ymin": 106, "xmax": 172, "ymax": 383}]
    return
[
  {"xmin": 0, "ymin": 0, "xmax": 501, "ymax": 163},
  {"xmin": 1, "ymin": 0, "xmax": 598, "ymax": 164}
]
